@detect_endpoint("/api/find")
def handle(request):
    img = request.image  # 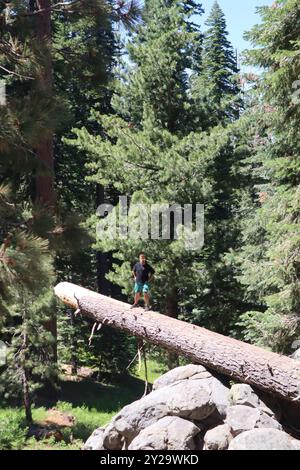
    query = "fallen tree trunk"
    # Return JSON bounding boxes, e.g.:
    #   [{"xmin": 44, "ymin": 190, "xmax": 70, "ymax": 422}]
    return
[{"xmin": 54, "ymin": 282, "xmax": 300, "ymax": 404}]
